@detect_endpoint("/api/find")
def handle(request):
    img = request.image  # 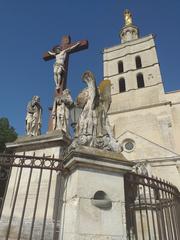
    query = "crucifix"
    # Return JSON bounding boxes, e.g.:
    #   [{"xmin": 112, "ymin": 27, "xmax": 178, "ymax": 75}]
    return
[
  {"xmin": 43, "ymin": 35, "xmax": 88, "ymax": 132},
  {"xmin": 43, "ymin": 35, "xmax": 88, "ymax": 96}
]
